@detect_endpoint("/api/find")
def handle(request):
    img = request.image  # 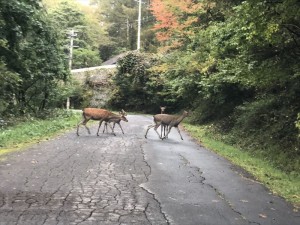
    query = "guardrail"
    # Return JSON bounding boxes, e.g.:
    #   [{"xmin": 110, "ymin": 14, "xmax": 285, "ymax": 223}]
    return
[{"xmin": 71, "ymin": 64, "xmax": 116, "ymax": 73}]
